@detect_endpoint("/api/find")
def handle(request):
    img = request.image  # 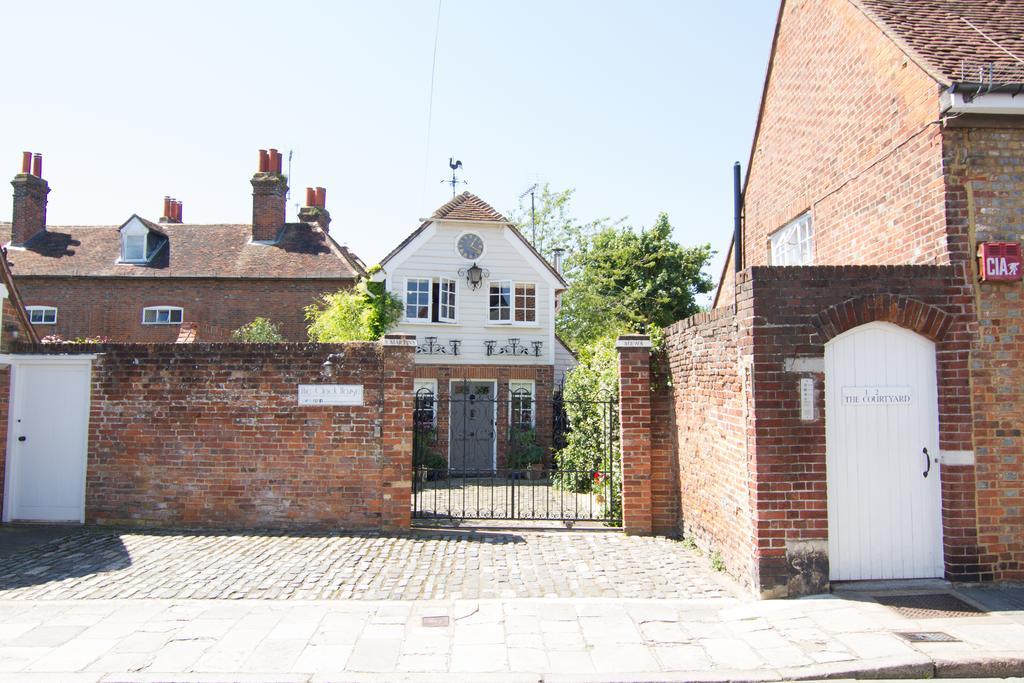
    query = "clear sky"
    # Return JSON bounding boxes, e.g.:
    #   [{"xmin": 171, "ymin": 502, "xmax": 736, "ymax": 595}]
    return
[{"xmin": 0, "ymin": 0, "xmax": 778, "ymax": 290}]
